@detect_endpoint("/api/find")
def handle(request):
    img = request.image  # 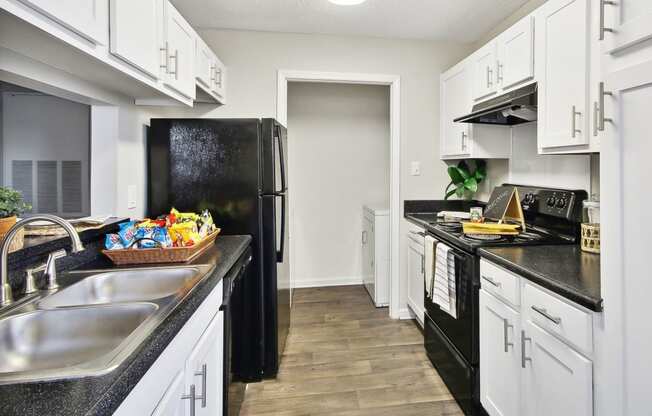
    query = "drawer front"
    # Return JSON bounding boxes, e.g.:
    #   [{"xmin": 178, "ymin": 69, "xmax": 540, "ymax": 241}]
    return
[
  {"xmin": 480, "ymin": 260, "xmax": 520, "ymax": 307},
  {"xmin": 406, "ymin": 222, "xmax": 425, "ymax": 246},
  {"xmin": 523, "ymin": 282, "xmax": 593, "ymax": 355}
]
